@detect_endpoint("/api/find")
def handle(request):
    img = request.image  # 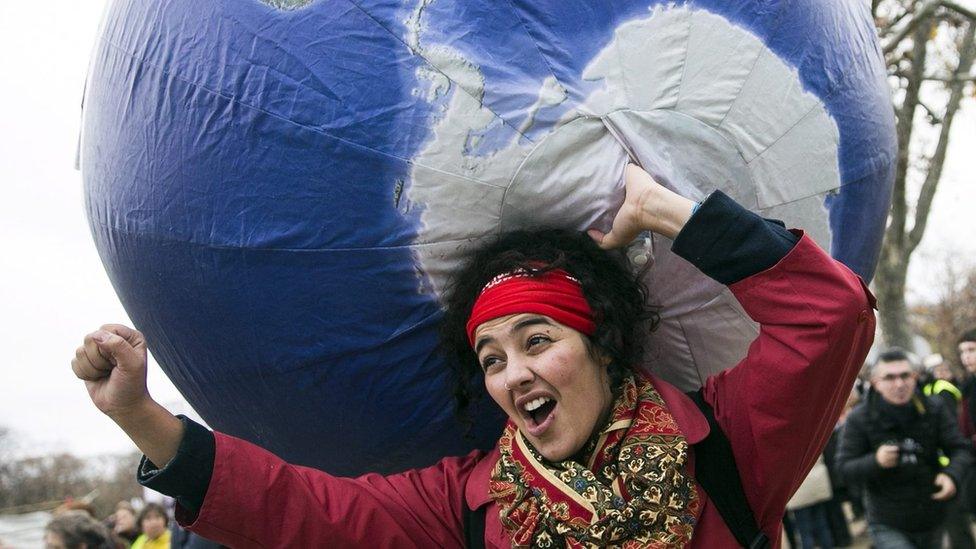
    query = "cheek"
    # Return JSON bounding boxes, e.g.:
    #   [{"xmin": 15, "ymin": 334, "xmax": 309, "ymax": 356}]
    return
[
  {"xmin": 484, "ymin": 373, "xmax": 523, "ymax": 420},
  {"xmin": 548, "ymin": 350, "xmax": 608, "ymax": 403},
  {"xmin": 483, "ymin": 376, "xmax": 506, "ymax": 406}
]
